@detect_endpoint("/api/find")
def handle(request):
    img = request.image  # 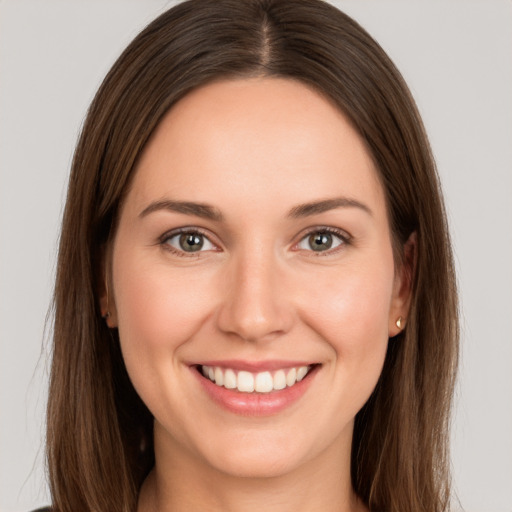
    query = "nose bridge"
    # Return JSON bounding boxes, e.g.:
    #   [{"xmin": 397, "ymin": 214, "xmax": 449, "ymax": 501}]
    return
[{"xmin": 217, "ymin": 241, "xmax": 292, "ymax": 342}]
